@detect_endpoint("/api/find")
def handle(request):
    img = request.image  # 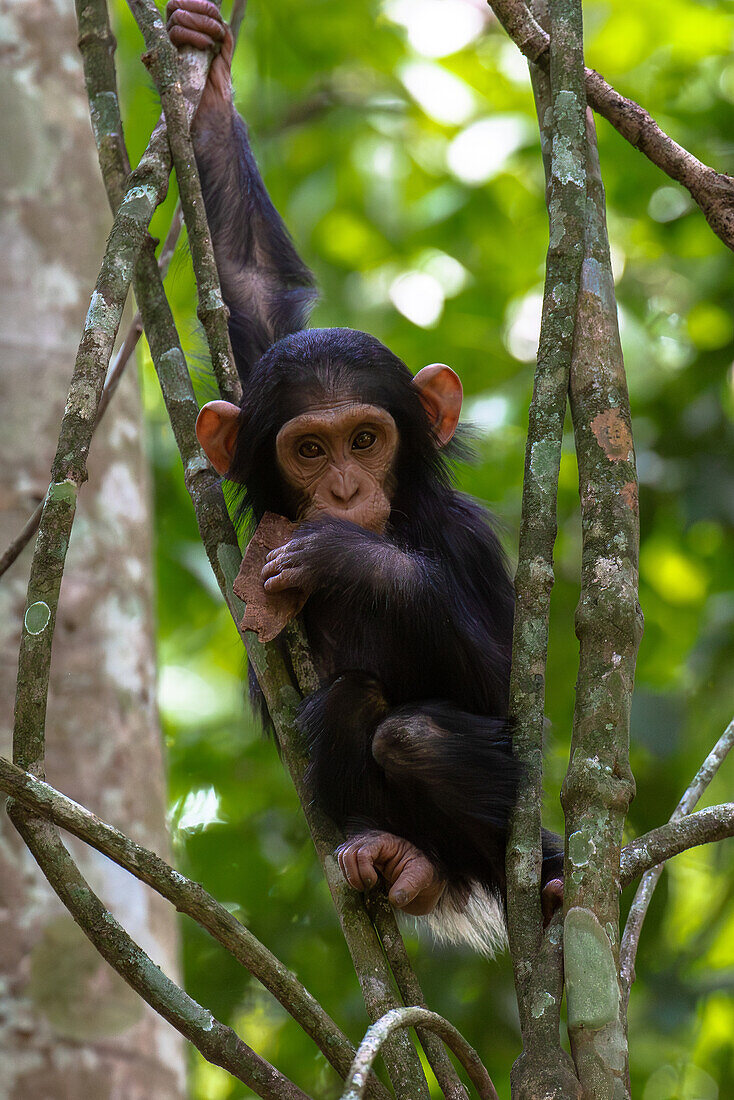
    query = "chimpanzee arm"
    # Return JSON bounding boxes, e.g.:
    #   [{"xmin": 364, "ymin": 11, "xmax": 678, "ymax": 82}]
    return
[
  {"xmin": 168, "ymin": 0, "xmax": 317, "ymax": 381},
  {"xmin": 261, "ymin": 519, "xmax": 443, "ymax": 612}
]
